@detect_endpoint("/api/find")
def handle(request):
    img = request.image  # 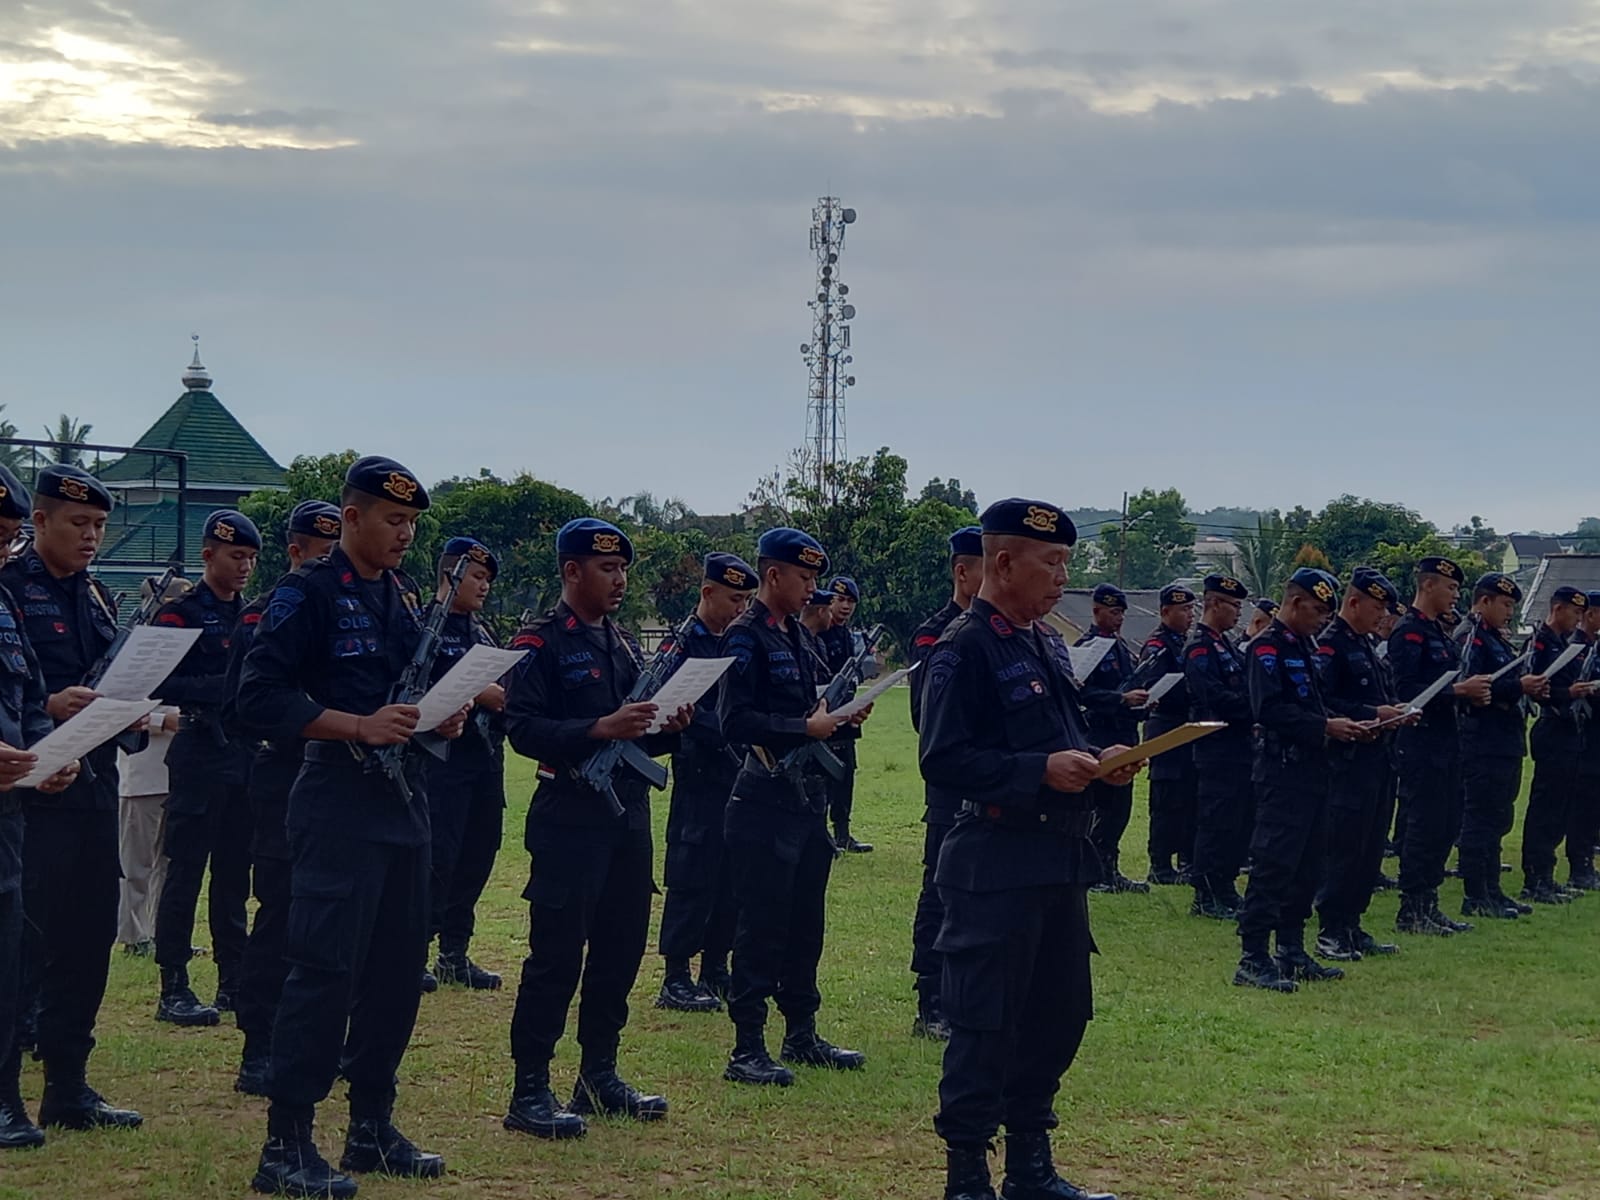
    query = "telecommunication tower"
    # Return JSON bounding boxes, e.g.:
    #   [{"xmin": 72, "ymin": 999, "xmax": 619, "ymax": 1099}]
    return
[{"xmin": 800, "ymin": 198, "xmax": 858, "ymax": 501}]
